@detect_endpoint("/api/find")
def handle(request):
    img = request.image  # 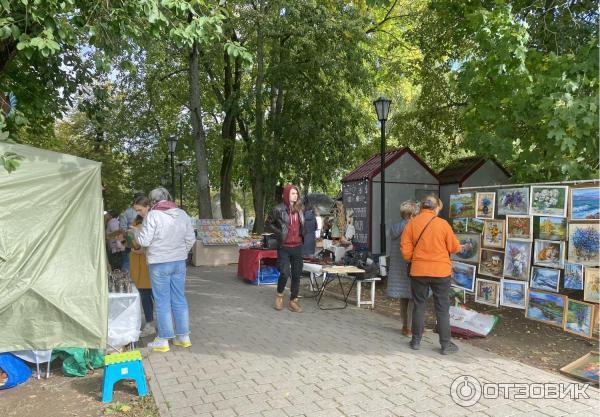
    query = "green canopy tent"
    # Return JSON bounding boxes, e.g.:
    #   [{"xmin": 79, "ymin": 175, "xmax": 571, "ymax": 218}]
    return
[{"xmin": 0, "ymin": 143, "xmax": 107, "ymax": 351}]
